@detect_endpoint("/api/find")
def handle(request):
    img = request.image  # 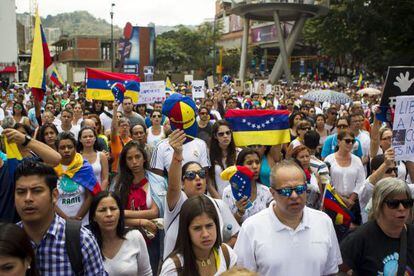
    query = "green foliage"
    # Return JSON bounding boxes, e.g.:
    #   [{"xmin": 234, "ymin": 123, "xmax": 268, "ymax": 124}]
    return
[
  {"xmin": 303, "ymin": 0, "xmax": 414, "ymax": 75},
  {"xmin": 42, "ymin": 11, "xmax": 122, "ymax": 37}
]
